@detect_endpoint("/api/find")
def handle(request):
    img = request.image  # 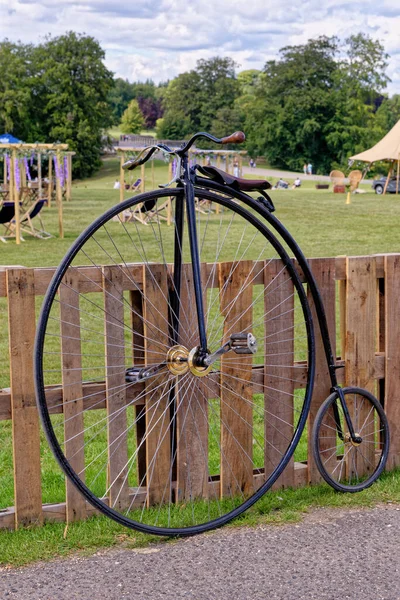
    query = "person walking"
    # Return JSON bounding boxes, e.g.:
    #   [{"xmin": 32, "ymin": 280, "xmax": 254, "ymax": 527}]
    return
[
  {"xmin": 307, "ymin": 162, "xmax": 313, "ymax": 175},
  {"xmin": 303, "ymin": 163, "xmax": 307, "ymax": 175}
]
